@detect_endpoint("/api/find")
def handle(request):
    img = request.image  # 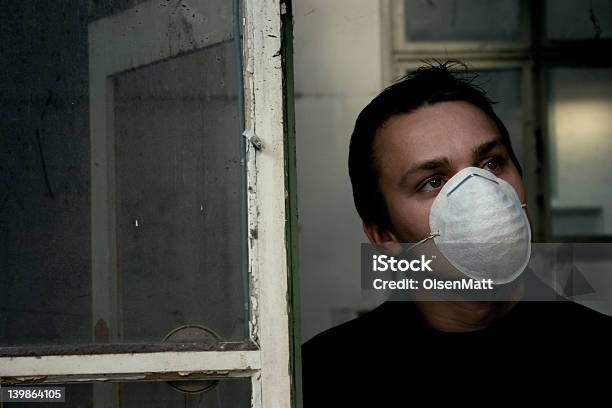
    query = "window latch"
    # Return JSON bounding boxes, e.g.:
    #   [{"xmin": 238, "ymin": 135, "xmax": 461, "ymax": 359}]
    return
[{"xmin": 242, "ymin": 129, "xmax": 263, "ymax": 150}]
